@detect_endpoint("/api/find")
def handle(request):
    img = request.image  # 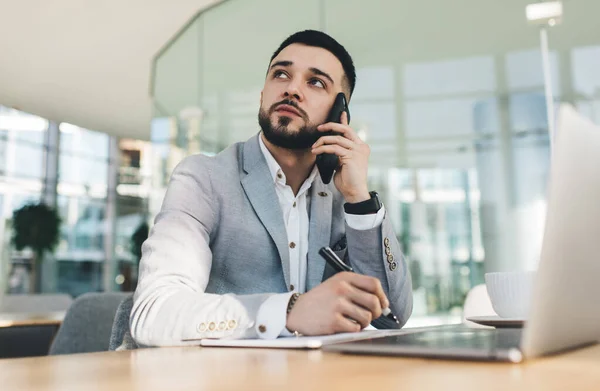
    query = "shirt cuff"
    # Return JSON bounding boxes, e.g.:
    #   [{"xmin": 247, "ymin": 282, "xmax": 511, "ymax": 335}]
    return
[
  {"xmin": 255, "ymin": 292, "xmax": 295, "ymax": 339},
  {"xmin": 344, "ymin": 205, "xmax": 386, "ymax": 230}
]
